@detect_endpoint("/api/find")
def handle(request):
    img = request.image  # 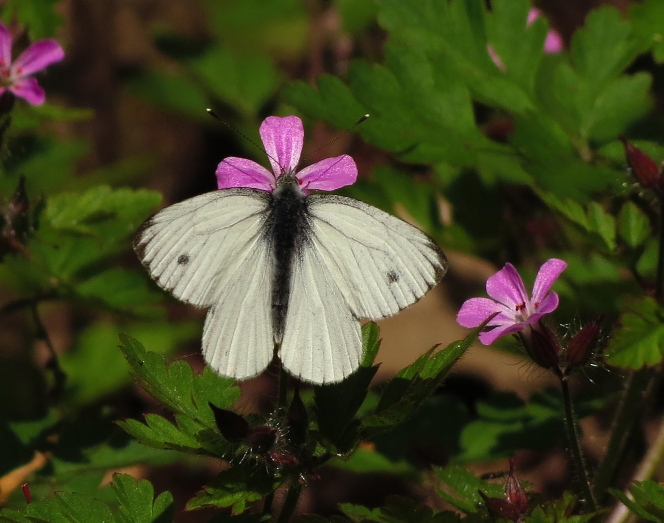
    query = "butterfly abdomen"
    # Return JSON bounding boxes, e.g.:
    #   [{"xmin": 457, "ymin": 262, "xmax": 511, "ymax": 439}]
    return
[{"xmin": 267, "ymin": 176, "xmax": 310, "ymax": 344}]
